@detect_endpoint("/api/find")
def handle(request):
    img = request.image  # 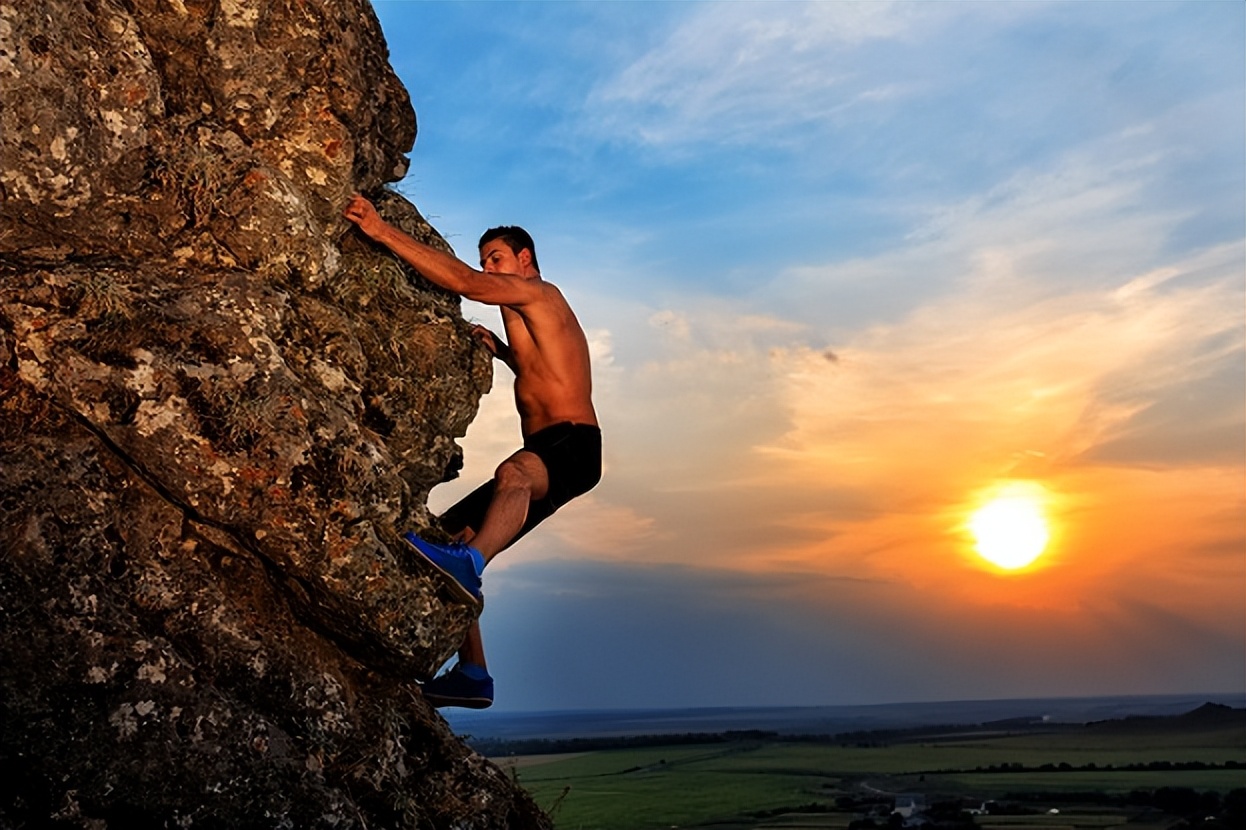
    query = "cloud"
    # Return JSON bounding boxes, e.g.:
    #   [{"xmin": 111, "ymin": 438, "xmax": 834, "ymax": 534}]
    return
[
  {"xmin": 583, "ymin": 2, "xmax": 991, "ymax": 150},
  {"xmin": 747, "ymin": 230, "xmax": 1243, "ymax": 589},
  {"xmin": 535, "ymin": 494, "xmax": 662, "ymax": 559},
  {"xmin": 771, "ymin": 243, "xmax": 1243, "ymax": 471}
]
